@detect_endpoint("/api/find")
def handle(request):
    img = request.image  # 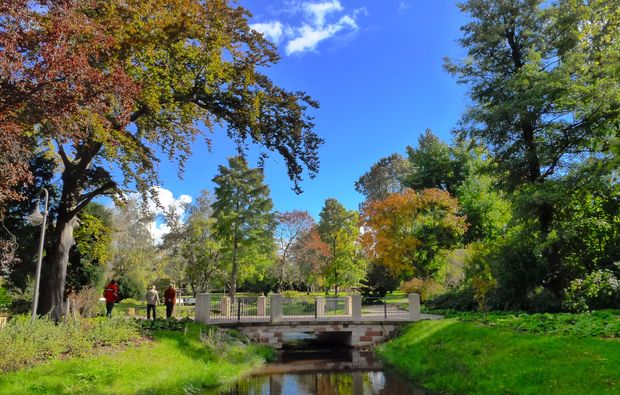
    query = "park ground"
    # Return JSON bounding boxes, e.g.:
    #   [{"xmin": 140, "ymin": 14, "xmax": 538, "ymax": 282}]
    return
[
  {"xmin": 378, "ymin": 311, "xmax": 620, "ymax": 394},
  {"xmin": 1, "ymin": 308, "xmax": 619, "ymax": 394},
  {"xmin": 0, "ymin": 319, "xmax": 274, "ymax": 395}
]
